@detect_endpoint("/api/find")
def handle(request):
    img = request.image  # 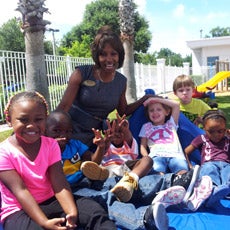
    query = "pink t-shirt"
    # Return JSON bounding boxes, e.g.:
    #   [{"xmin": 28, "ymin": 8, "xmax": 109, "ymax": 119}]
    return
[
  {"xmin": 0, "ymin": 136, "xmax": 61, "ymax": 221},
  {"xmin": 139, "ymin": 116, "xmax": 185, "ymax": 159}
]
